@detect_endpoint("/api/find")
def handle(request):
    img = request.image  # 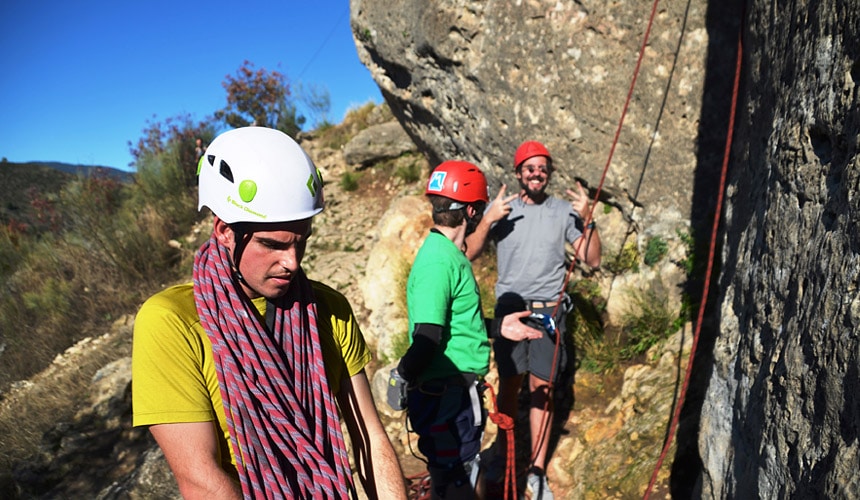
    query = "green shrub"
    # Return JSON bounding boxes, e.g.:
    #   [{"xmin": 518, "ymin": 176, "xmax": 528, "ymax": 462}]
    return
[
  {"xmin": 0, "ymin": 118, "xmax": 207, "ymax": 394},
  {"xmin": 619, "ymin": 287, "xmax": 677, "ymax": 359},
  {"xmin": 388, "ymin": 329, "xmax": 411, "ymax": 365},
  {"xmin": 643, "ymin": 236, "xmax": 668, "ymax": 267},
  {"xmin": 604, "ymin": 240, "xmax": 640, "ymax": 274},
  {"xmin": 568, "ymin": 278, "xmax": 614, "ymax": 372},
  {"xmin": 381, "ymin": 256, "xmax": 413, "ymax": 365},
  {"xmin": 394, "ymin": 158, "xmax": 422, "ymax": 184},
  {"xmin": 677, "ymin": 230, "xmax": 696, "ymax": 275},
  {"xmin": 340, "ymin": 172, "xmax": 360, "ymax": 192},
  {"xmin": 0, "ymin": 237, "xmax": 87, "ymax": 389},
  {"xmin": 0, "ymin": 224, "xmax": 27, "ymax": 278},
  {"xmin": 320, "ymin": 125, "xmax": 352, "ymax": 150}
]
